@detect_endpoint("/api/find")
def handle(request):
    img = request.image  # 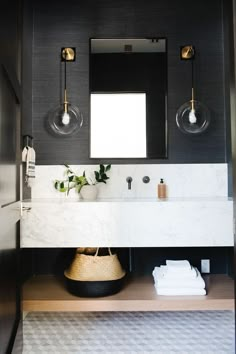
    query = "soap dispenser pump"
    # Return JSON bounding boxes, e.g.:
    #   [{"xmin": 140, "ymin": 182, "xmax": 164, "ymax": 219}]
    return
[{"xmin": 158, "ymin": 178, "xmax": 167, "ymax": 199}]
